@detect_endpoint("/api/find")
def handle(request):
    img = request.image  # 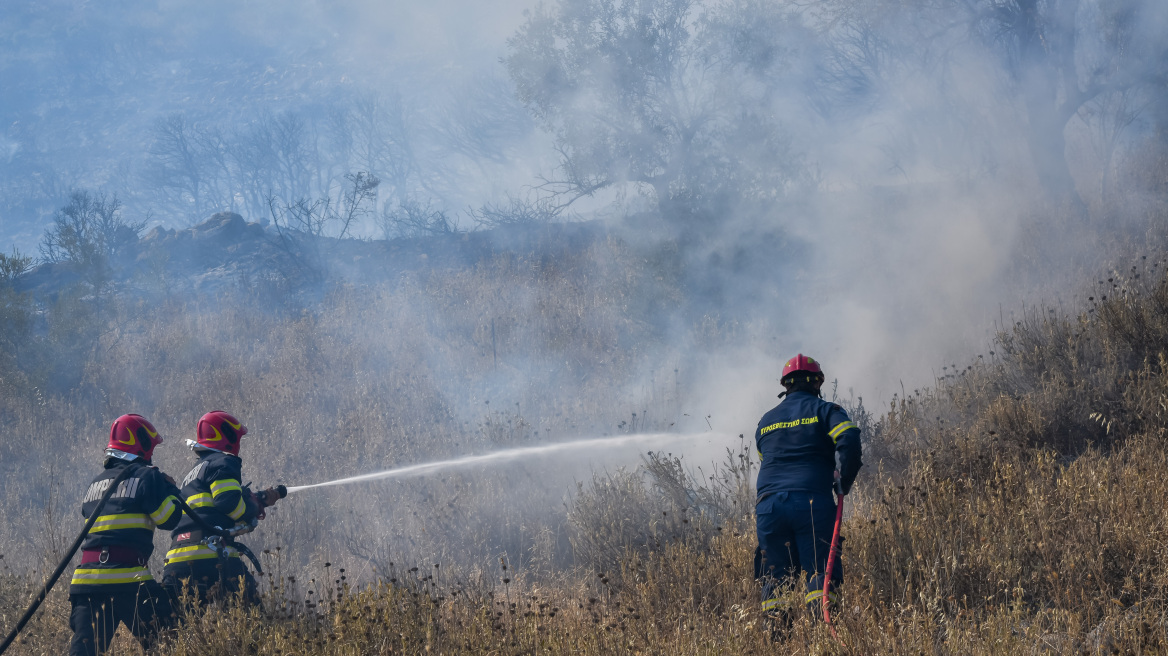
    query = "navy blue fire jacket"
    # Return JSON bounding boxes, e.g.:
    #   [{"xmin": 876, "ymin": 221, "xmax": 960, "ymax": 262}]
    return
[
  {"xmin": 69, "ymin": 459, "xmax": 183, "ymax": 595},
  {"xmin": 754, "ymin": 390, "xmax": 862, "ymax": 498},
  {"xmin": 164, "ymin": 450, "xmax": 259, "ymax": 571}
]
